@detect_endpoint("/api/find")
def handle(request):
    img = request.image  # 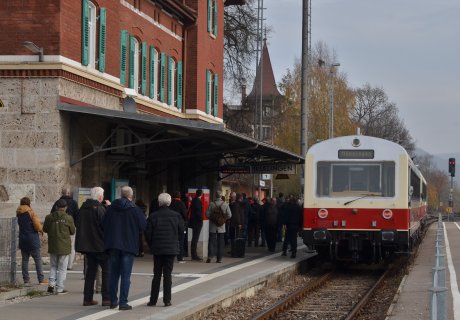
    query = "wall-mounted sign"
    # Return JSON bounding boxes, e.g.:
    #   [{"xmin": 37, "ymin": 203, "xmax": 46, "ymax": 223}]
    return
[{"xmin": 220, "ymin": 163, "xmax": 297, "ymax": 175}]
